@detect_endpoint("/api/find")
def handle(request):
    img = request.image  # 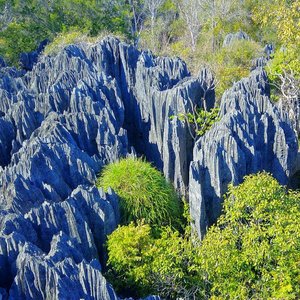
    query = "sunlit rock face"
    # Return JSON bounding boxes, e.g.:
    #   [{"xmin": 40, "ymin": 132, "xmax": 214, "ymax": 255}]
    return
[{"xmin": 189, "ymin": 69, "xmax": 298, "ymax": 239}]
